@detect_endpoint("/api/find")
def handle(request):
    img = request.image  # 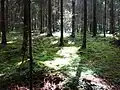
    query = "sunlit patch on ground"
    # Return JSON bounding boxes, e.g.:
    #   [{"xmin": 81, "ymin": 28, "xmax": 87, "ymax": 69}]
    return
[
  {"xmin": 99, "ymin": 33, "xmax": 119, "ymax": 40},
  {"xmin": 57, "ymin": 47, "xmax": 79, "ymax": 57},
  {"xmin": 43, "ymin": 46, "xmax": 79, "ymax": 70},
  {"xmin": 1, "ymin": 31, "xmax": 119, "ymax": 90},
  {"xmin": 0, "ymin": 74, "xmax": 4, "ymax": 76},
  {"xmin": 68, "ymin": 40, "xmax": 75, "ymax": 45},
  {"xmin": 43, "ymin": 45, "xmax": 113, "ymax": 89},
  {"xmin": 79, "ymin": 68, "xmax": 112, "ymax": 90},
  {"xmin": 17, "ymin": 61, "xmax": 23, "ymax": 66},
  {"xmin": 53, "ymin": 31, "xmax": 71, "ymax": 38},
  {"xmin": 99, "ymin": 34, "xmax": 114, "ymax": 38},
  {"xmin": 7, "ymin": 41, "xmax": 15, "ymax": 44},
  {"xmin": 17, "ymin": 60, "xmax": 26, "ymax": 66},
  {"xmin": 51, "ymin": 40, "xmax": 58, "ymax": 45}
]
